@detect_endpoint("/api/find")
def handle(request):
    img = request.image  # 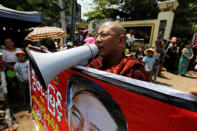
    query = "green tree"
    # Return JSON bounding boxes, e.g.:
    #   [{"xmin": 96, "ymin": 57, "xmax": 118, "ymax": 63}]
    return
[
  {"xmin": 84, "ymin": 0, "xmax": 121, "ymax": 21},
  {"xmin": 84, "ymin": 0, "xmax": 159, "ymax": 22},
  {"xmin": 171, "ymin": 0, "xmax": 197, "ymax": 36},
  {"xmin": 122, "ymin": 0, "xmax": 159, "ymax": 20},
  {"xmin": 85, "ymin": 0, "xmax": 197, "ymax": 37}
]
